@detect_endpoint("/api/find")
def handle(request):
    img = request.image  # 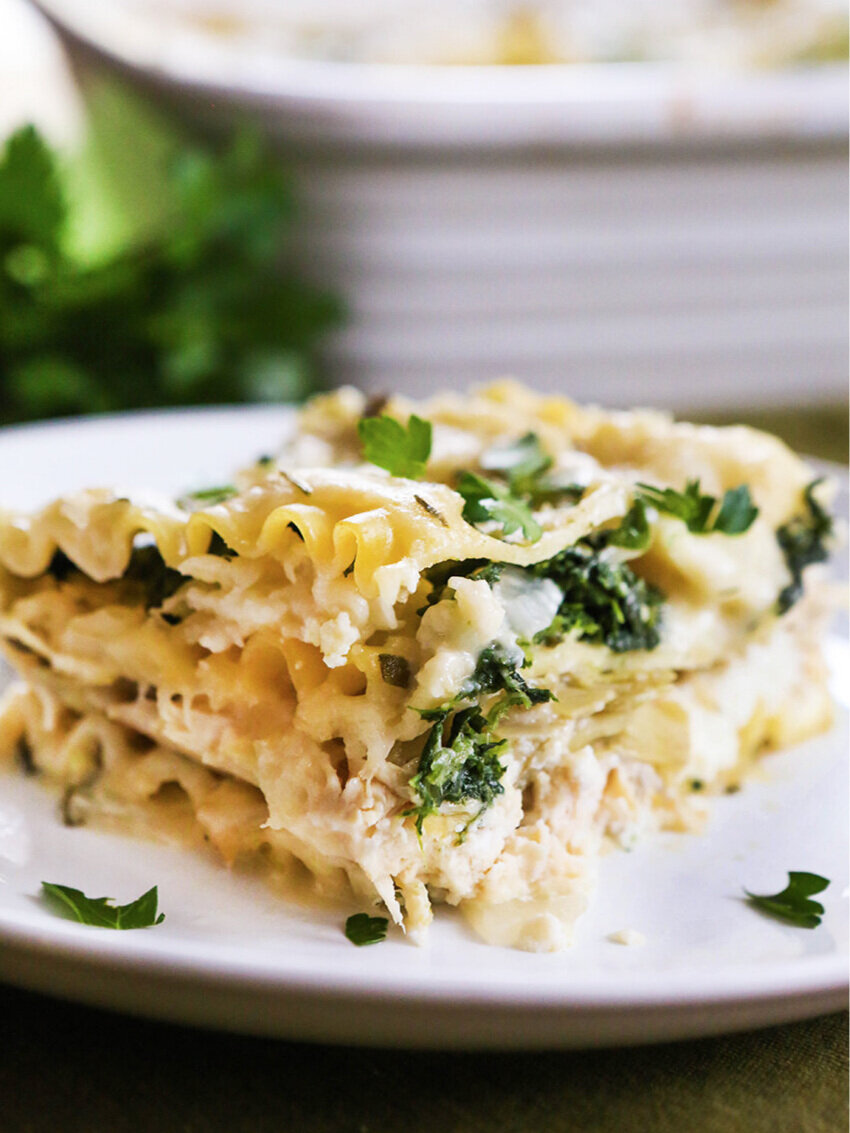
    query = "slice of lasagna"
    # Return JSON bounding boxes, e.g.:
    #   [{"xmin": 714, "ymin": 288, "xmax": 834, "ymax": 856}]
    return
[{"xmin": 0, "ymin": 382, "xmax": 835, "ymax": 950}]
